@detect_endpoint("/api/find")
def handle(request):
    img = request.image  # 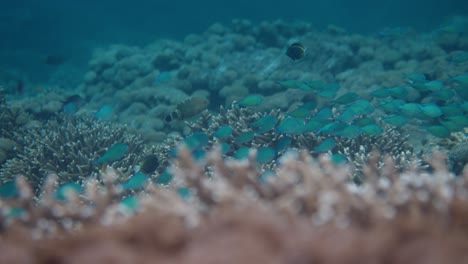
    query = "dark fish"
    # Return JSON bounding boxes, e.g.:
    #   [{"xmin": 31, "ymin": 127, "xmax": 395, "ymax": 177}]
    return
[
  {"xmin": 62, "ymin": 94, "xmax": 85, "ymax": 115},
  {"xmin": 140, "ymin": 154, "xmax": 159, "ymax": 174},
  {"xmin": 62, "ymin": 94, "xmax": 85, "ymax": 107},
  {"xmin": 286, "ymin": 42, "xmax": 305, "ymax": 60},
  {"xmin": 44, "ymin": 54, "xmax": 66, "ymax": 66},
  {"xmin": 164, "ymin": 113, "xmax": 174, "ymax": 123},
  {"xmin": 16, "ymin": 80, "xmax": 24, "ymax": 94}
]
